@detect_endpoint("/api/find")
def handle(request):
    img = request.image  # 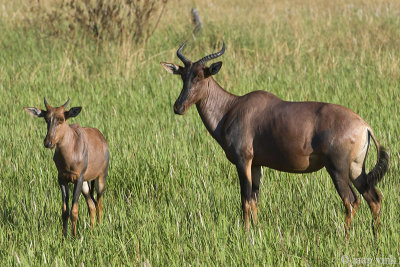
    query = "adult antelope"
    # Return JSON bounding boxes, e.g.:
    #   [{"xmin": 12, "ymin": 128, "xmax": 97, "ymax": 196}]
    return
[
  {"xmin": 161, "ymin": 42, "xmax": 389, "ymax": 235},
  {"xmin": 25, "ymin": 98, "xmax": 110, "ymax": 237}
]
